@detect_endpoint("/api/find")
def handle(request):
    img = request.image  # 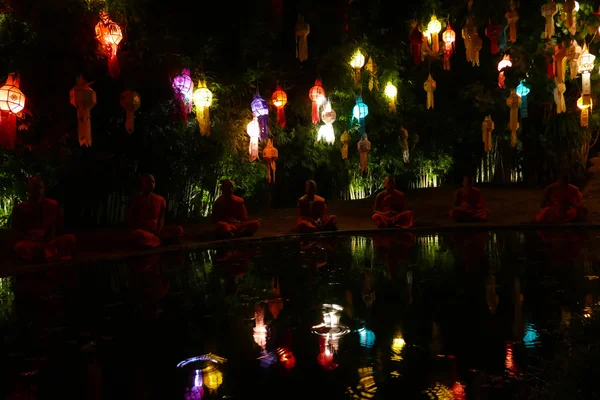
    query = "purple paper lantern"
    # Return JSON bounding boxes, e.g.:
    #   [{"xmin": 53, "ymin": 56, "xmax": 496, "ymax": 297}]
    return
[
  {"xmin": 172, "ymin": 69, "xmax": 194, "ymax": 112},
  {"xmin": 251, "ymin": 94, "xmax": 270, "ymax": 141}
]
